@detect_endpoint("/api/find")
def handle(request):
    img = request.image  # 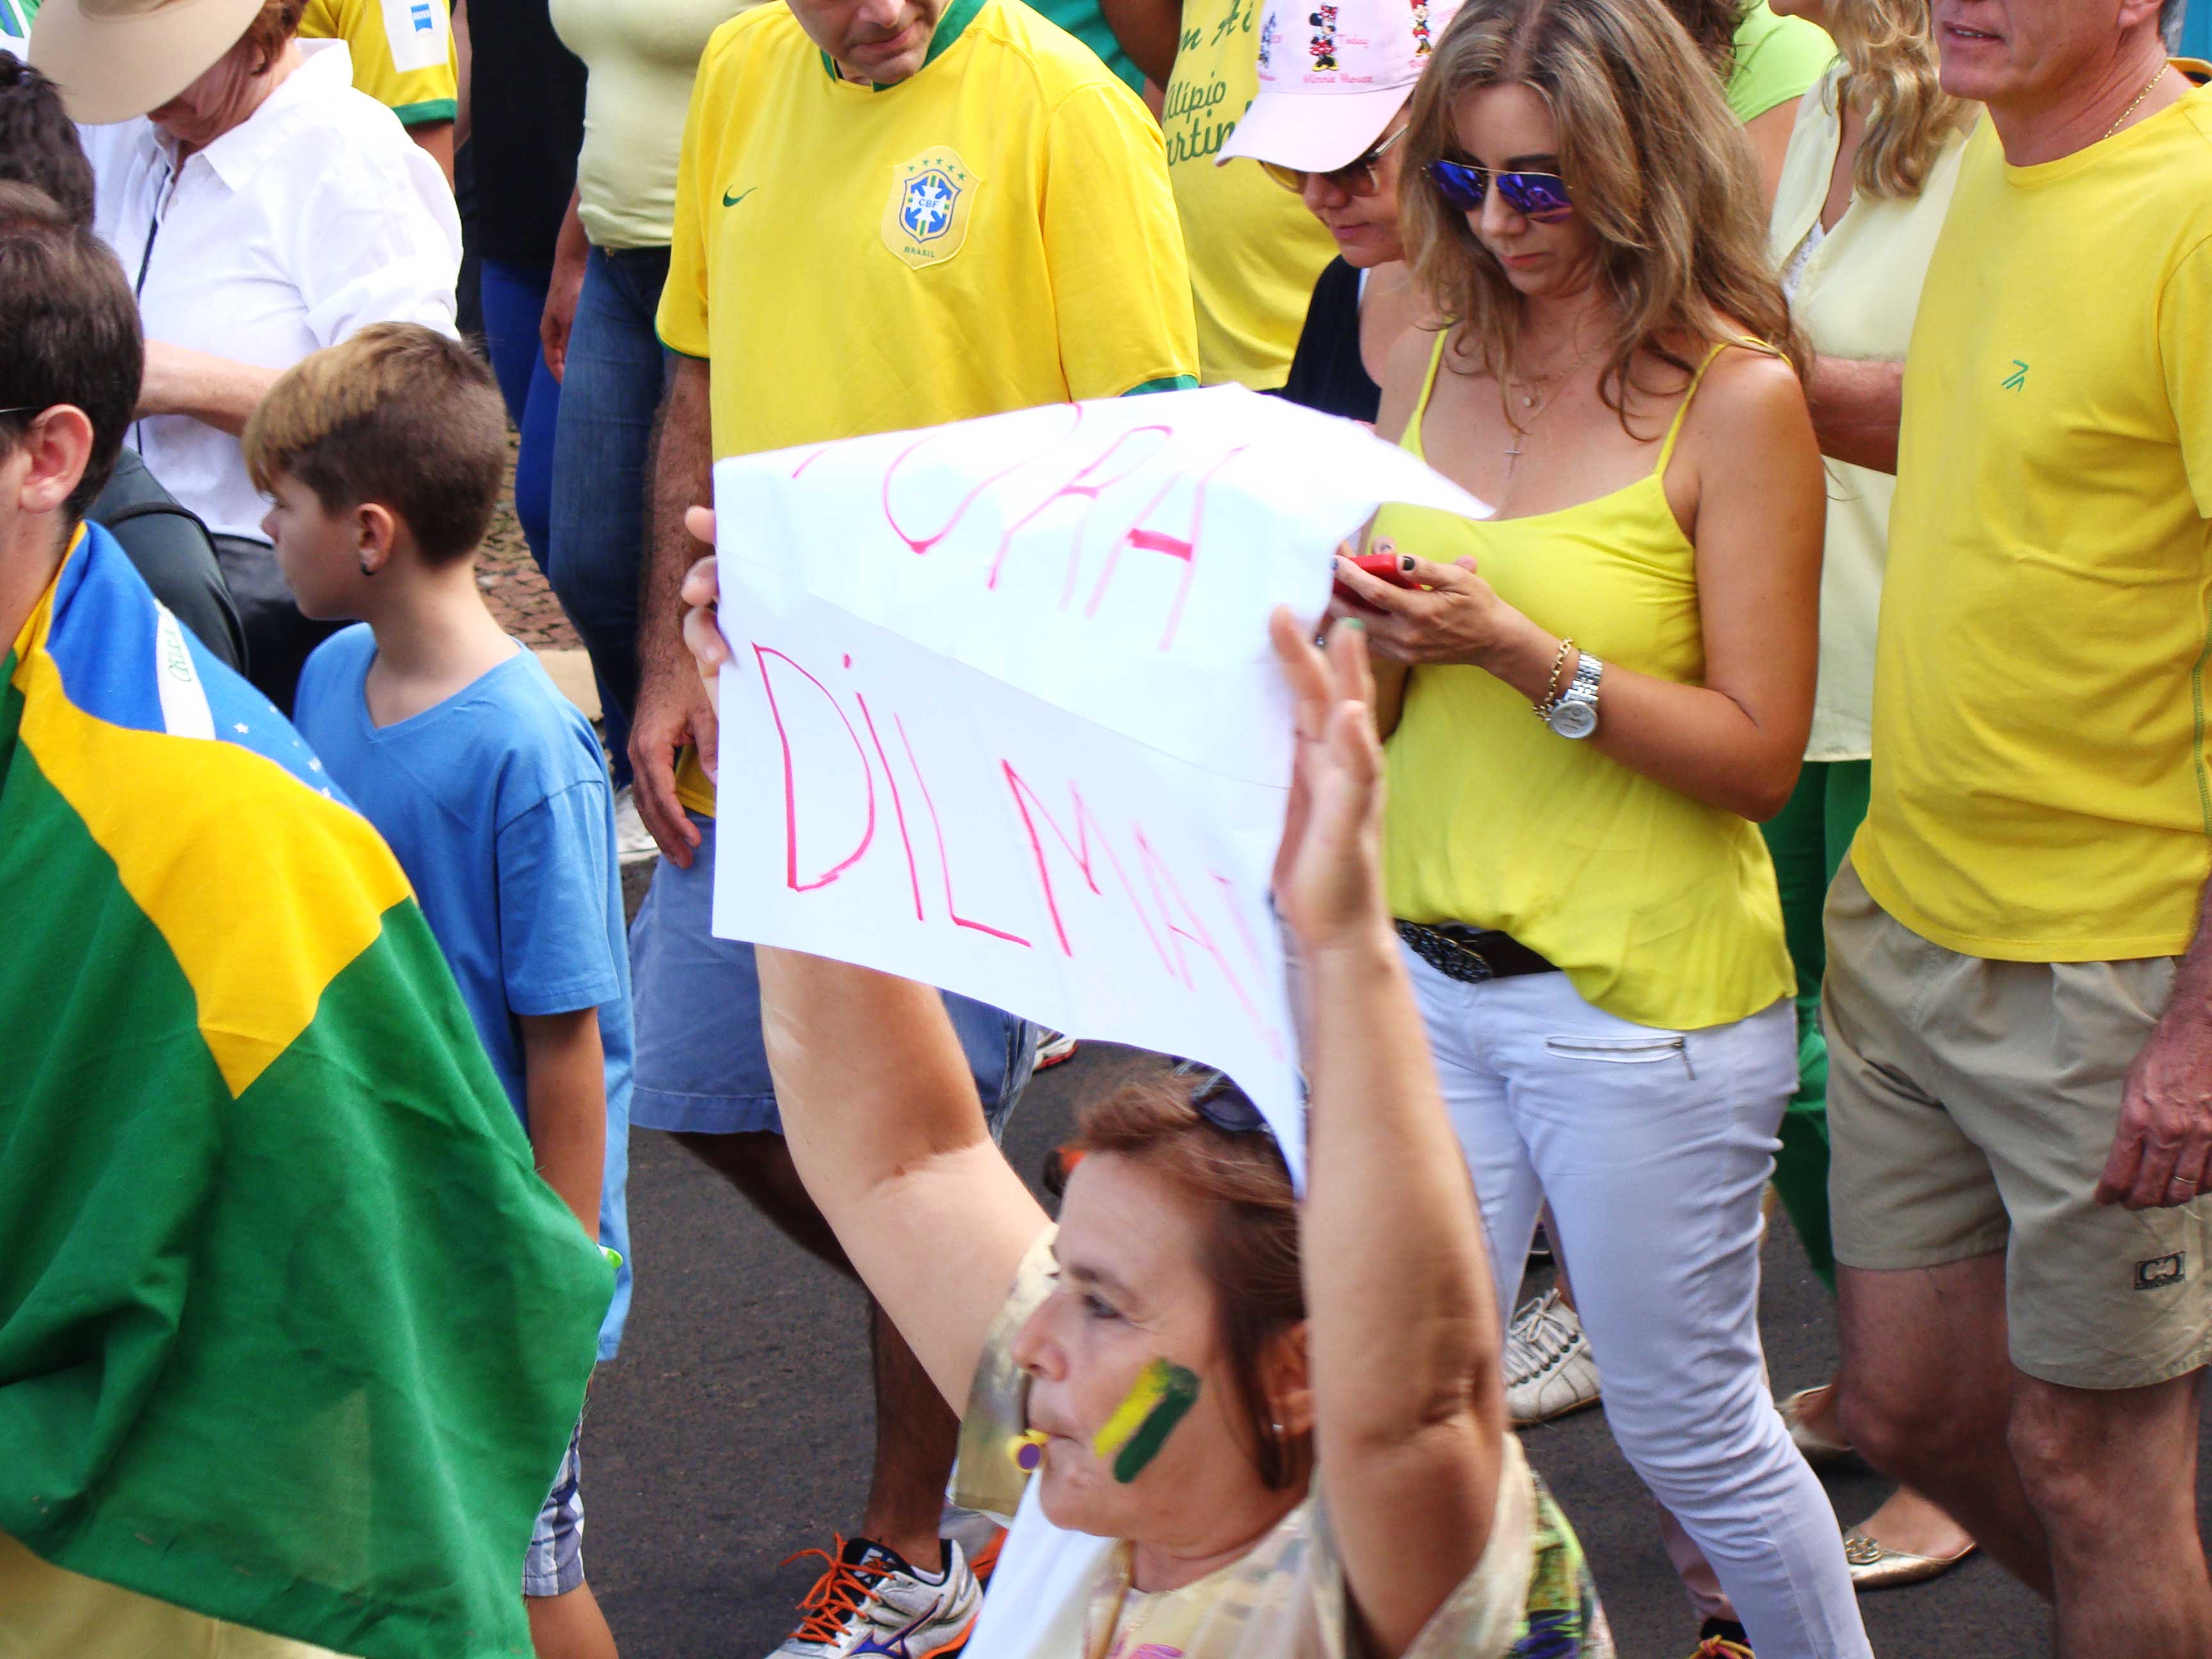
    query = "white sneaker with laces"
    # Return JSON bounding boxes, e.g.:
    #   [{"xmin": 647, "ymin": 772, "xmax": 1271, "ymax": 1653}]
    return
[
  {"xmin": 613, "ymin": 785, "xmax": 658, "ymax": 866},
  {"xmin": 1505, "ymin": 1287, "xmax": 1602, "ymax": 1426},
  {"xmin": 769, "ymin": 1535, "xmax": 980, "ymax": 1659}
]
